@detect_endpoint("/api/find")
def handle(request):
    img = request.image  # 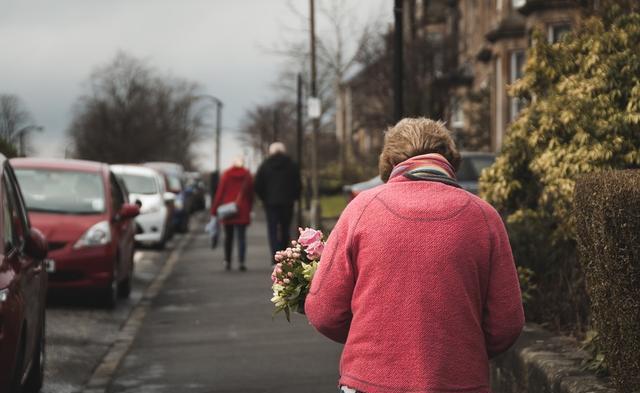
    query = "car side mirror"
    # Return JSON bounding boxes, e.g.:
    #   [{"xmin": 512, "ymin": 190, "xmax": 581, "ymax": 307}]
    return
[
  {"xmin": 163, "ymin": 192, "xmax": 176, "ymax": 203},
  {"xmin": 119, "ymin": 203, "xmax": 140, "ymax": 220},
  {"xmin": 25, "ymin": 228, "xmax": 48, "ymax": 260}
]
